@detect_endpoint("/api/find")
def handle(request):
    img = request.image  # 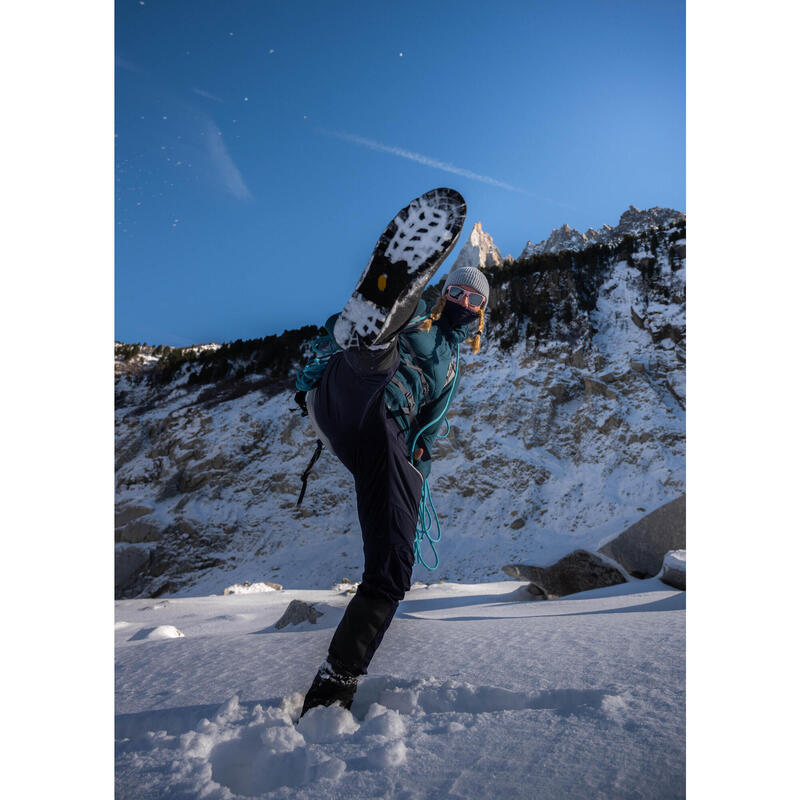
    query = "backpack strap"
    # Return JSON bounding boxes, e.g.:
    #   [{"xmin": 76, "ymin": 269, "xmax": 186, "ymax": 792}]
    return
[
  {"xmin": 389, "ymin": 375, "xmax": 416, "ymax": 417},
  {"xmin": 399, "ymin": 333, "xmax": 432, "ymax": 405}
]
